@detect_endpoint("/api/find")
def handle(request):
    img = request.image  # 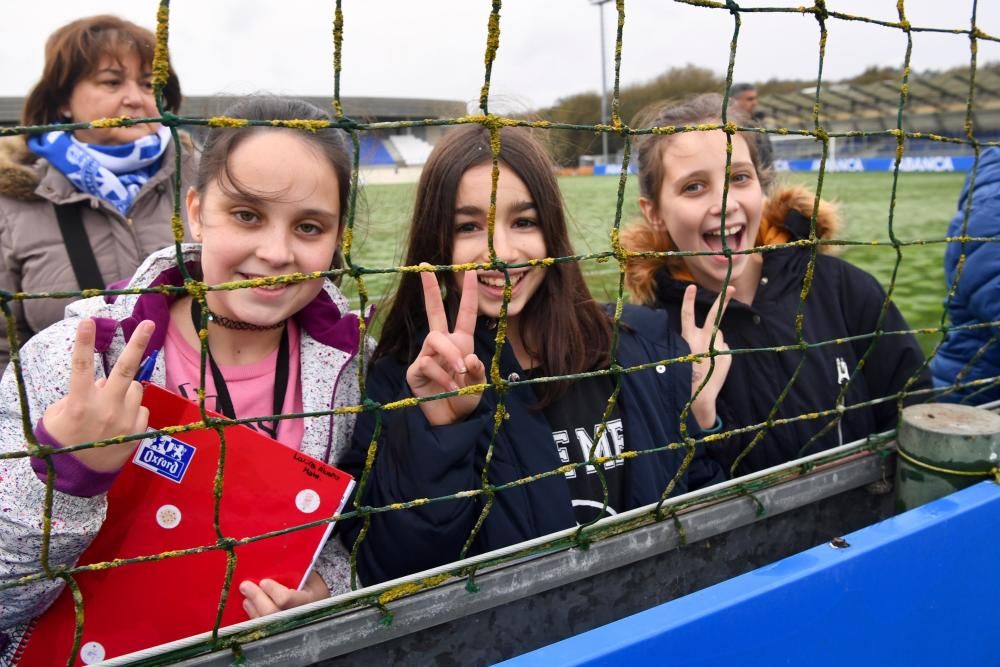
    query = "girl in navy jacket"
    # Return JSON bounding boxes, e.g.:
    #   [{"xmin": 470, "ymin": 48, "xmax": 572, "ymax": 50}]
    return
[
  {"xmin": 621, "ymin": 94, "xmax": 929, "ymax": 478},
  {"xmin": 340, "ymin": 125, "xmax": 727, "ymax": 585}
]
